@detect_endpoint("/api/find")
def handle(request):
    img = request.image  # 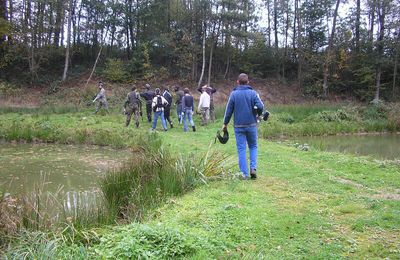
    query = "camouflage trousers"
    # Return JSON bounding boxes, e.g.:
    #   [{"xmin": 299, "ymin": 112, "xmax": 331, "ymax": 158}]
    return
[
  {"xmin": 95, "ymin": 100, "xmax": 109, "ymax": 113},
  {"xmin": 200, "ymin": 107, "xmax": 210, "ymax": 126},
  {"xmin": 125, "ymin": 105, "xmax": 140, "ymax": 127}
]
